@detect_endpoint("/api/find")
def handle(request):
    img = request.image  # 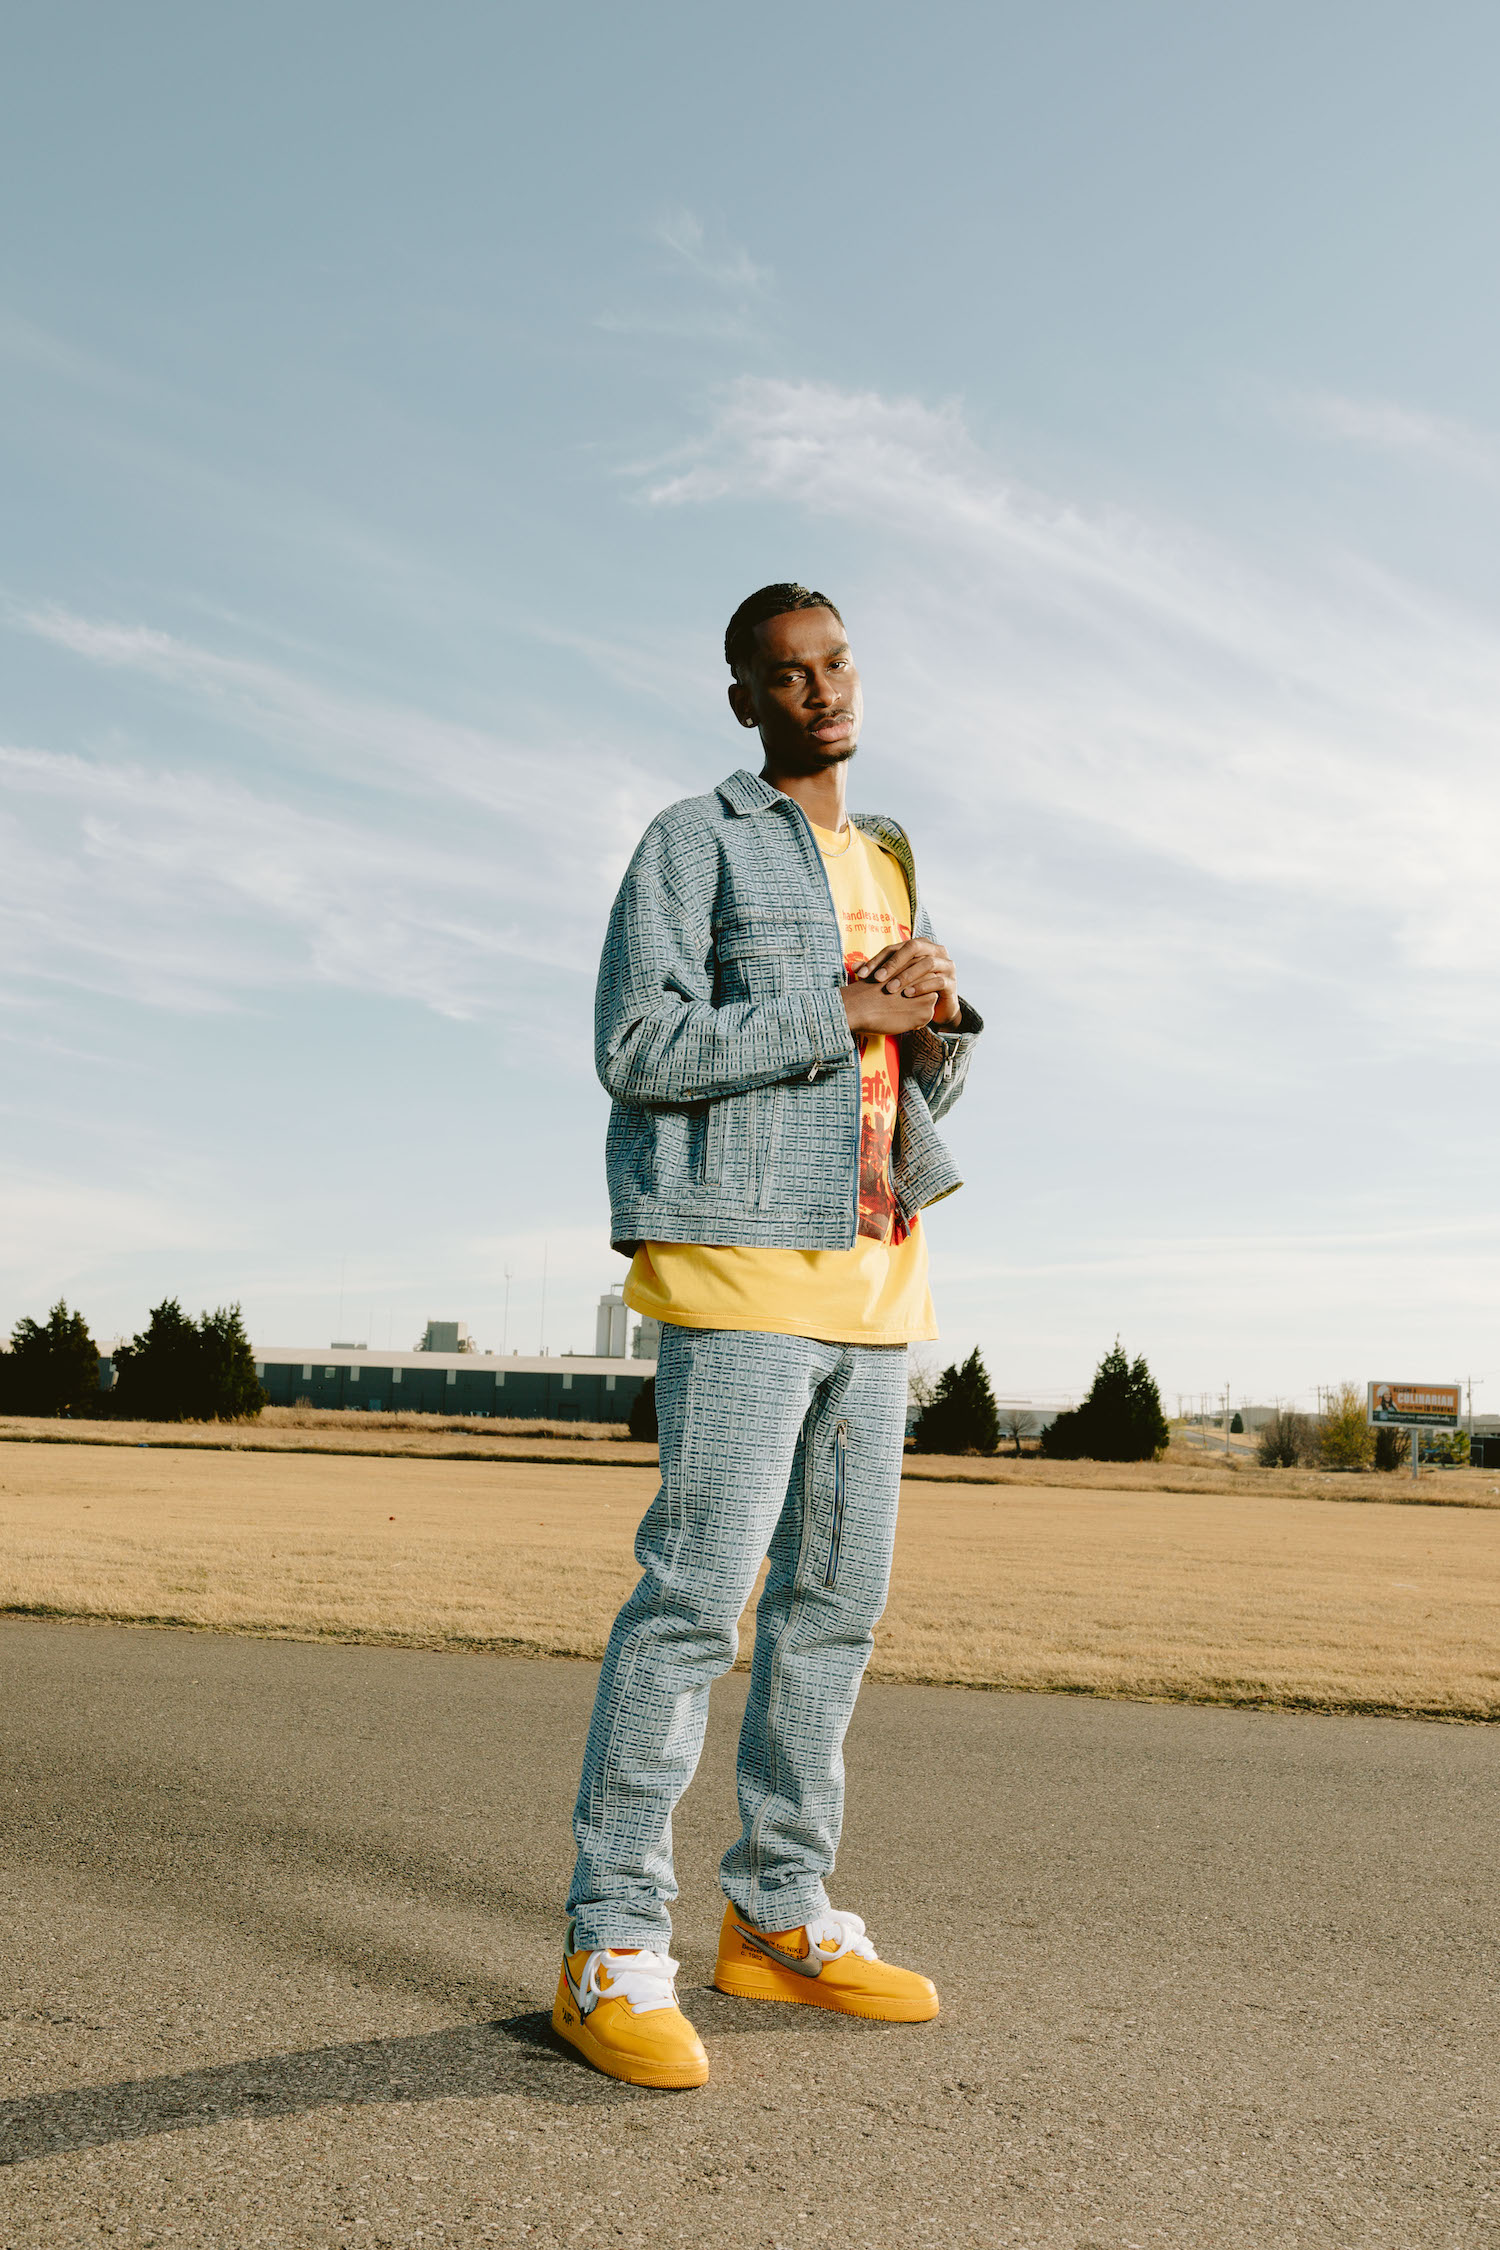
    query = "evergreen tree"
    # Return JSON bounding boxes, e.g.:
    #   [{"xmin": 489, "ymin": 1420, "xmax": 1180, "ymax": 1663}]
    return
[
  {"xmin": 1042, "ymin": 1340, "xmax": 1170, "ymax": 1462},
  {"xmin": 911, "ymin": 1348, "xmax": 1000, "ymax": 1455},
  {"xmin": 112, "ymin": 1299, "xmax": 200, "ymax": 1420},
  {"xmin": 1229, "ymin": 1410, "xmax": 1244, "ymax": 1434},
  {"xmin": 0, "ymin": 1300, "xmax": 100, "ymax": 1416},
  {"xmin": 627, "ymin": 1377, "xmax": 658, "ymax": 1442},
  {"xmin": 197, "ymin": 1305, "xmax": 266, "ymax": 1420},
  {"xmin": 112, "ymin": 1300, "xmax": 266, "ymax": 1422}
]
